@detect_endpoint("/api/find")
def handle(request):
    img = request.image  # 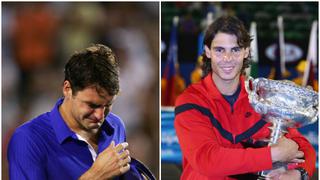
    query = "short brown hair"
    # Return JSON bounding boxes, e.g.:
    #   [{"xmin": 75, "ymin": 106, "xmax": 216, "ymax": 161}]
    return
[{"xmin": 64, "ymin": 44, "xmax": 120, "ymax": 96}]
